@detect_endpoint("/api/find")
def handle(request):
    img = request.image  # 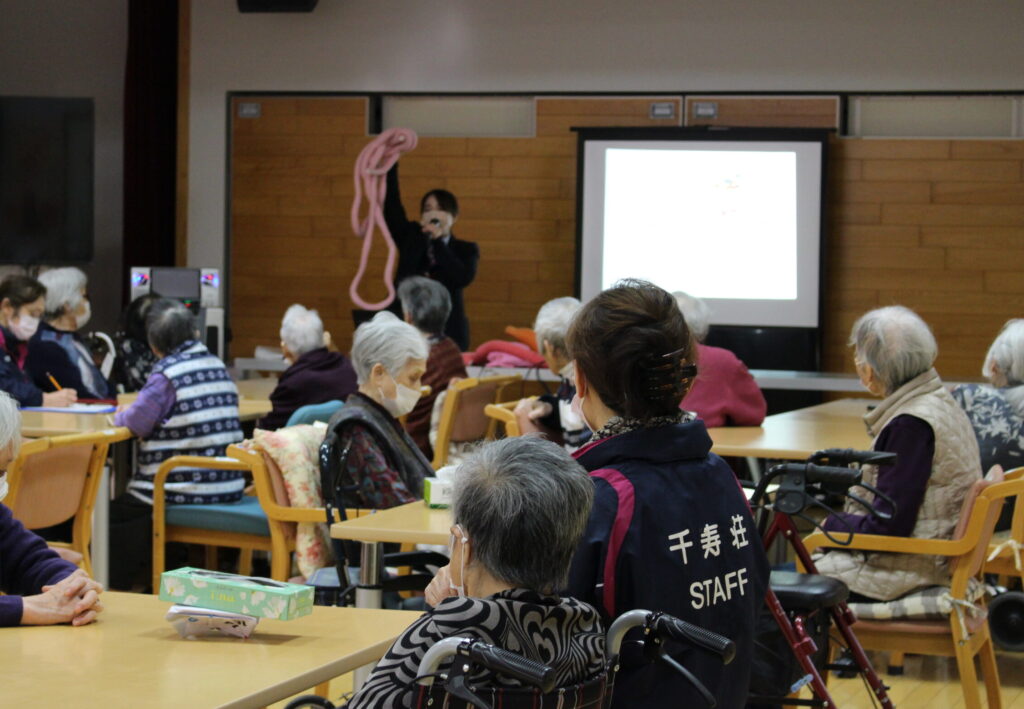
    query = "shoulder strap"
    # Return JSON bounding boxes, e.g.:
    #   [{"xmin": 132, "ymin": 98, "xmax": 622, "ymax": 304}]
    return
[{"xmin": 589, "ymin": 468, "xmax": 636, "ymax": 619}]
